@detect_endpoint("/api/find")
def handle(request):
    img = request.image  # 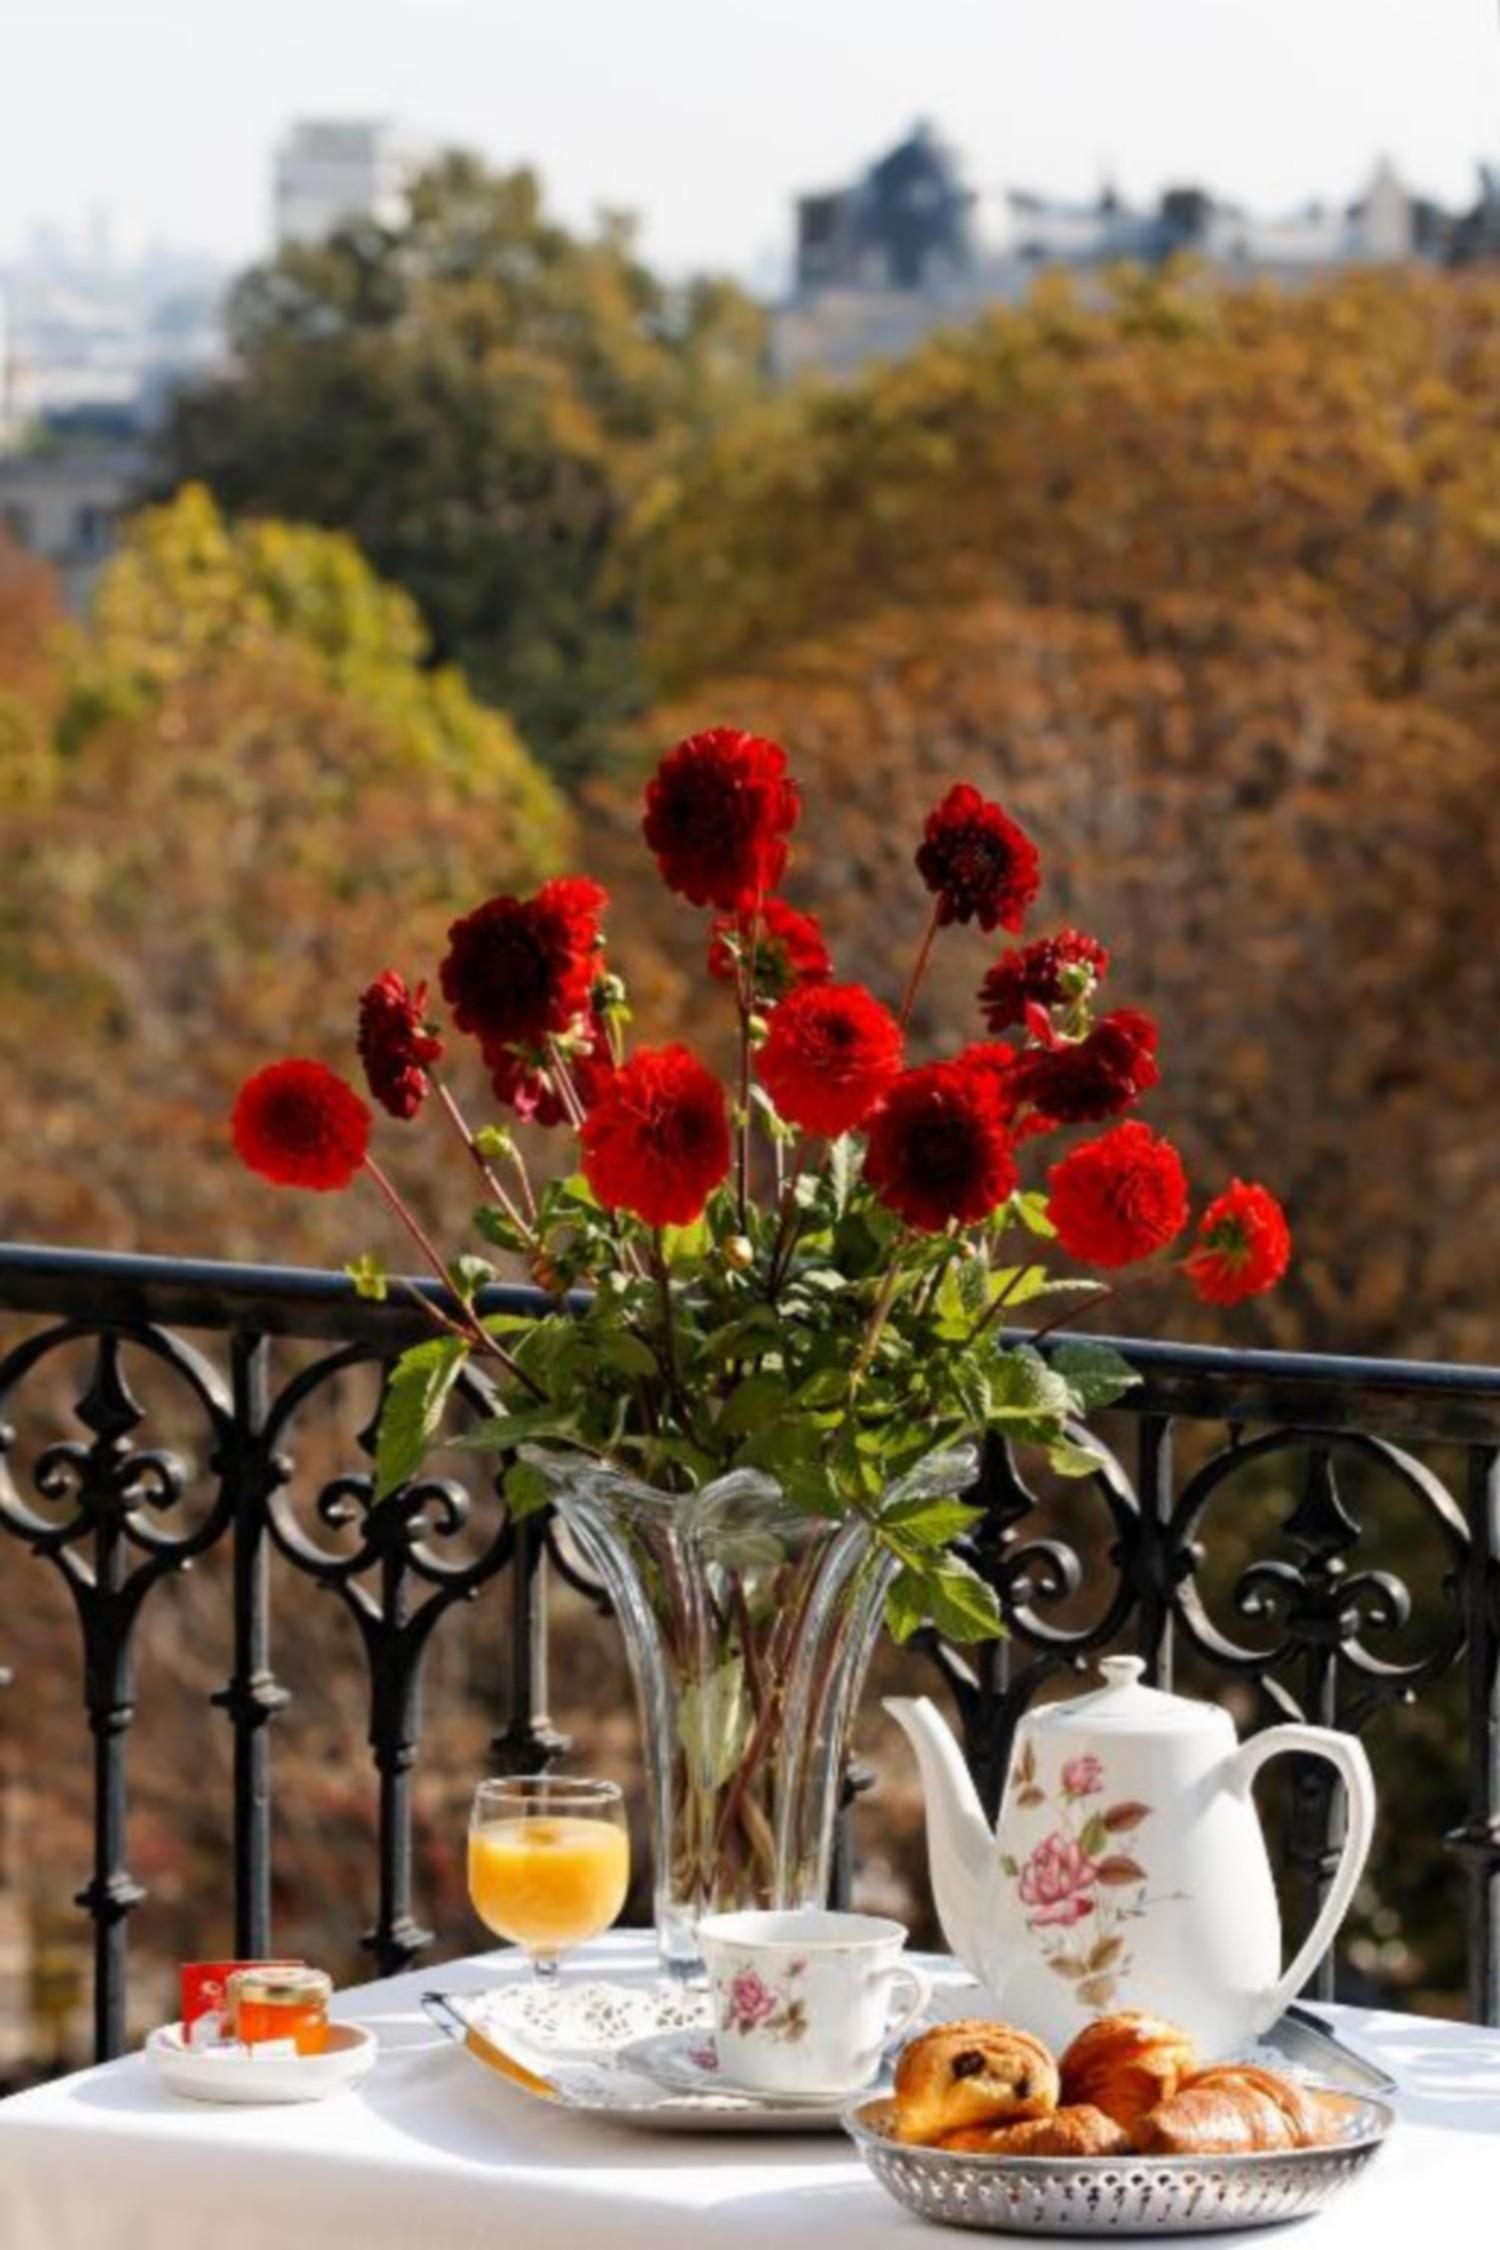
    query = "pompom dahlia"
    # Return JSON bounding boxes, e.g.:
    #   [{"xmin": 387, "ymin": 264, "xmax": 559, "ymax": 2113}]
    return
[
  {"xmin": 707, "ymin": 896, "xmax": 831, "ymax": 997},
  {"xmin": 490, "ymin": 1011, "xmax": 615, "ymax": 1128},
  {"xmin": 357, "ymin": 971, "xmax": 443, "ymax": 1121},
  {"xmin": 915, "ymin": 783, "xmax": 1041, "ymax": 933},
  {"xmin": 979, "ymin": 929, "xmax": 1110, "ymax": 1031},
  {"xmin": 863, "ymin": 1061, "xmax": 1018, "ymax": 1232},
  {"xmin": 1047, "ymin": 1121, "xmax": 1189, "ymax": 1268},
  {"xmin": 1012, "ymin": 1009, "xmax": 1159, "ymax": 1124},
  {"xmin": 1184, "ymin": 1180, "xmax": 1291, "ymax": 1306},
  {"xmin": 581, "ymin": 1044, "xmax": 731, "ymax": 1228},
  {"xmin": 232, "ymin": 1060, "xmax": 370, "ymax": 1192},
  {"xmin": 643, "ymin": 729, "xmax": 800, "ymax": 911},
  {"xmin": 440, "ymin": 878, "xmax": 606, "ymax": 1057},
  {"xmin": 756, "ymin": 982, "xmax": 904, "ymax": 1138}
]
